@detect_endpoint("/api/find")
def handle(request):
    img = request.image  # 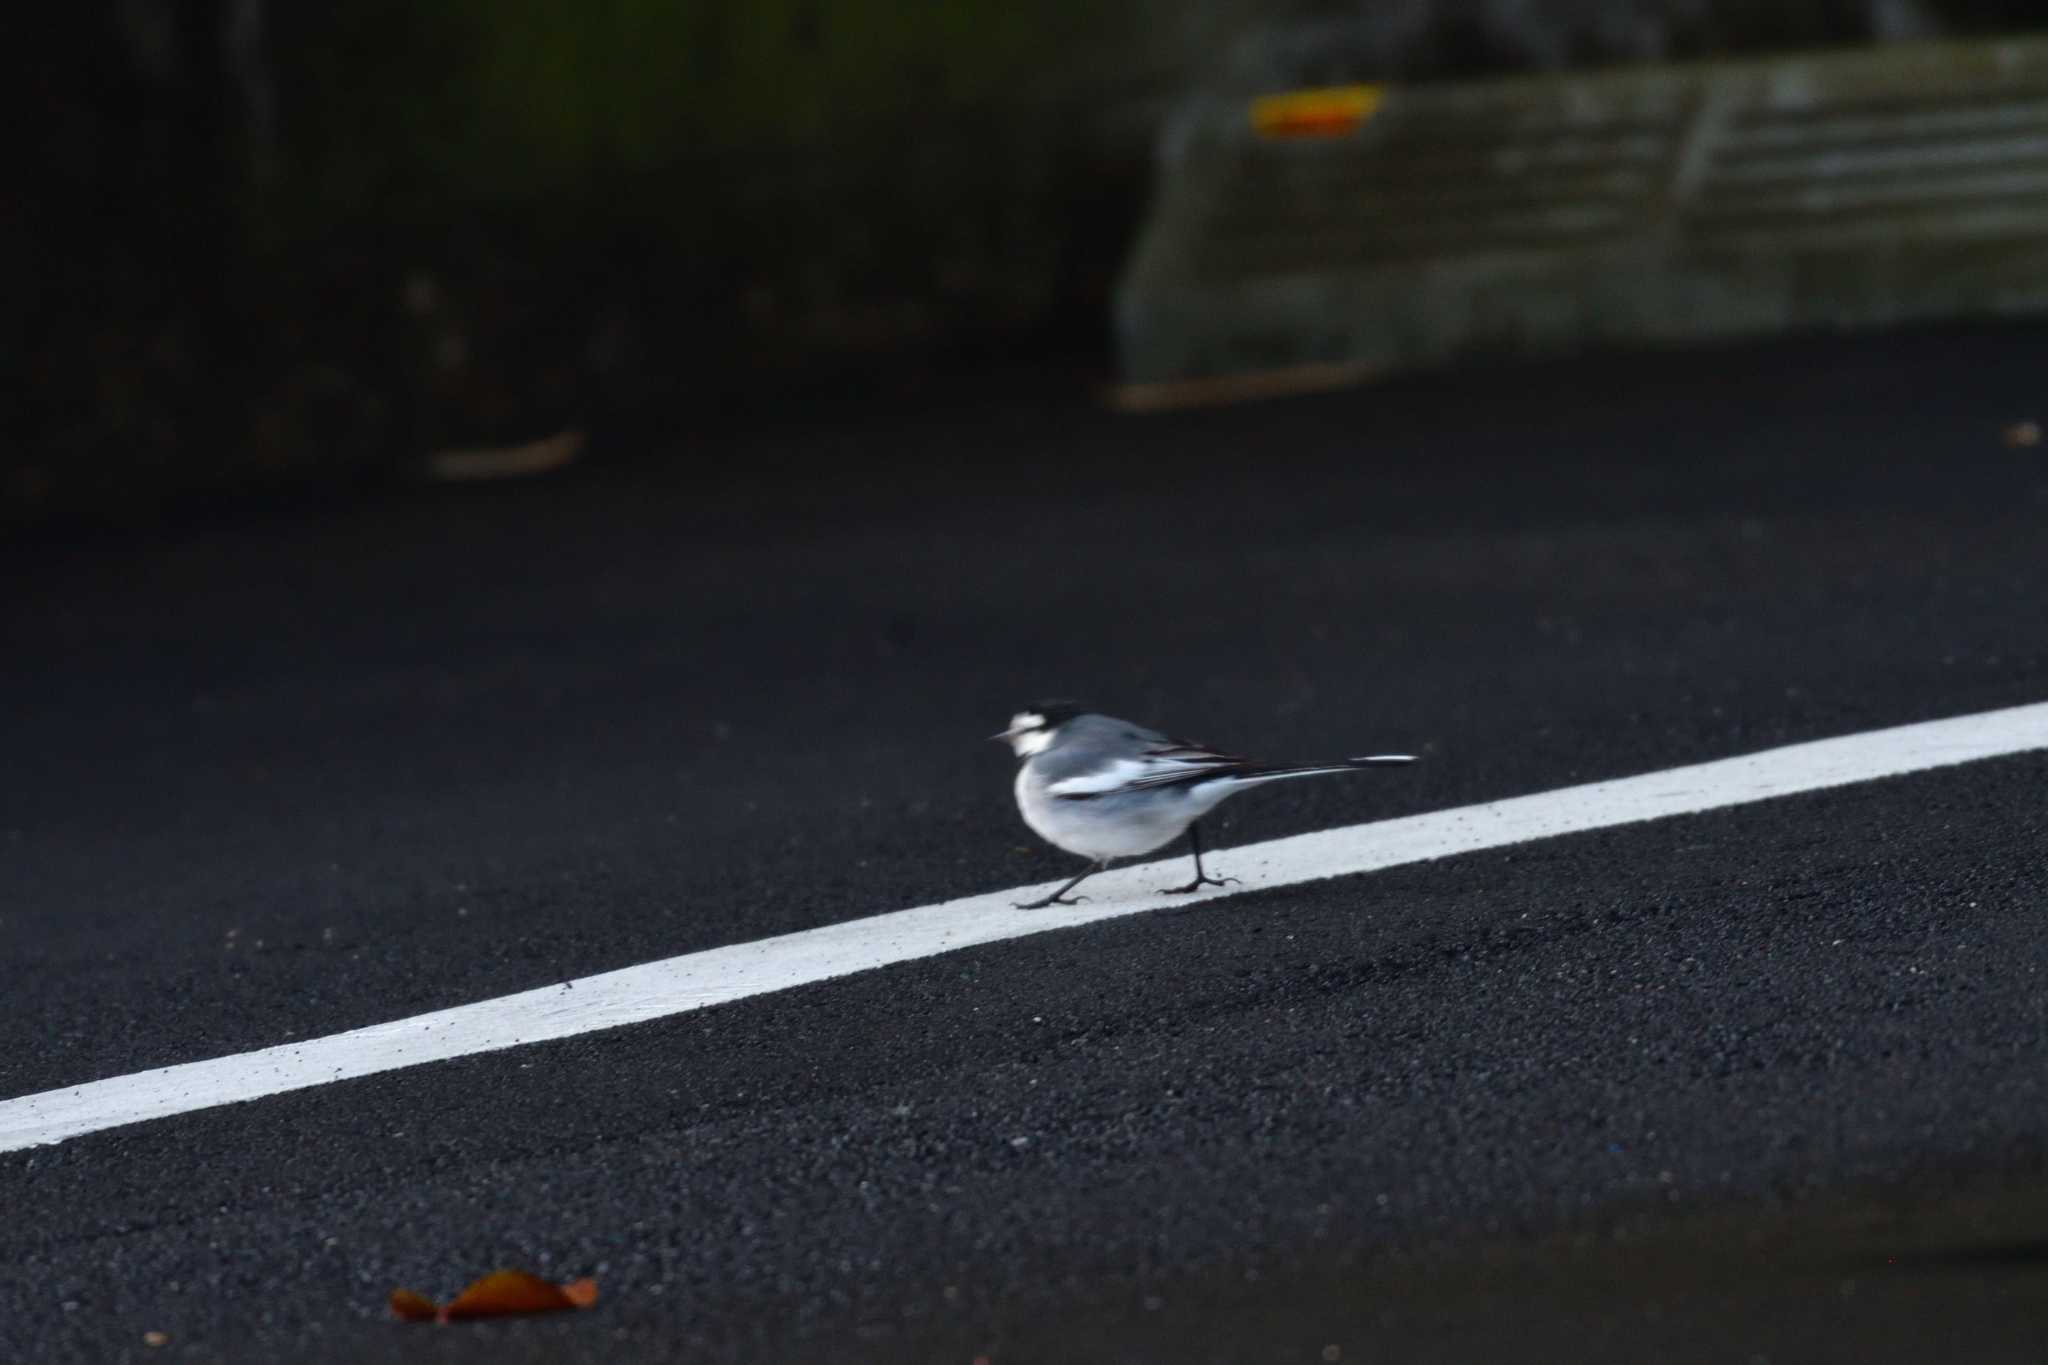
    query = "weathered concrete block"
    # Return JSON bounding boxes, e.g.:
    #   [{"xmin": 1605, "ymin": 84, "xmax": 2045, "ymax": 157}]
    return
[{"xmin": 1117, "ymin": 35, "xmax": 2048, "ymax": 390}]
